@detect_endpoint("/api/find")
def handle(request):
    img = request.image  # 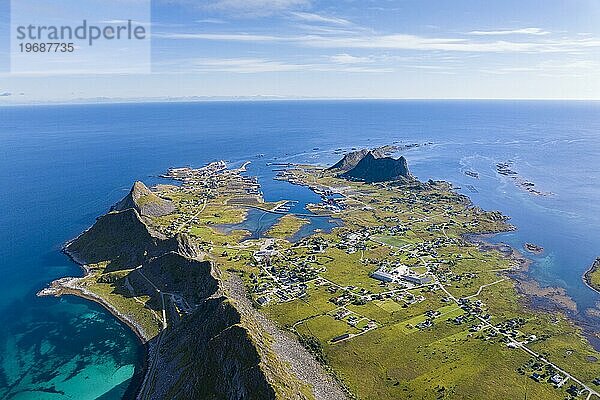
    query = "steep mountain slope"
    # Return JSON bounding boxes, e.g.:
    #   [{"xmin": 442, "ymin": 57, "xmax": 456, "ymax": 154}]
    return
[
  {"xmin": 327, "ymin": 148, "xmax": 391, "ymax": 172},
  {"xmin": 65, "ymin": 208, "xmax": 167, "ymax": 268},
  {"xmin": 328, "ymin": 149, "xmax": 371, "ymax": 172}
]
